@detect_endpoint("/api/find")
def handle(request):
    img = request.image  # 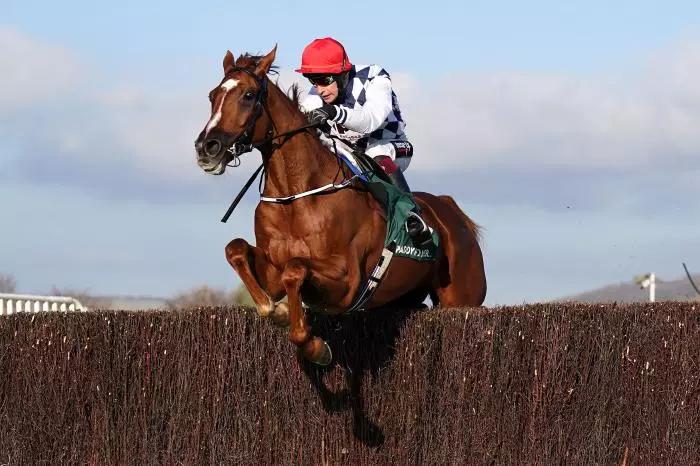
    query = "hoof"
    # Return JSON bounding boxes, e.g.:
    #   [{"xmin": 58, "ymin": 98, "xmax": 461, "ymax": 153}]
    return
[
  {"xmin": 303, "ymin": 337, "xmax": 333, "ymax": 366},
  {"xmin": 315, "ymin": 341, "xmax": 333, "ymax": 366},
  {"xmin": 270, "ymin": 302, "xmax": 290, "ymax": 328}
]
